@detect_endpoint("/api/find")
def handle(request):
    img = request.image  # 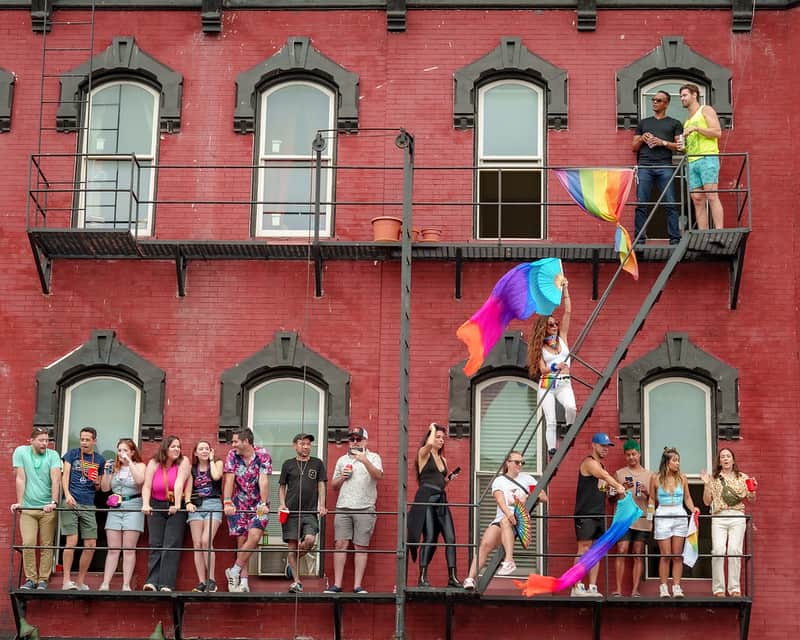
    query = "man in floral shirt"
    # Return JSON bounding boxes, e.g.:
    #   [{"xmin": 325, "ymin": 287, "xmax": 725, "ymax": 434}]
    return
[{"xmin": 222, "ymin": 428, "xmax": 272, "ymax": 592}]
